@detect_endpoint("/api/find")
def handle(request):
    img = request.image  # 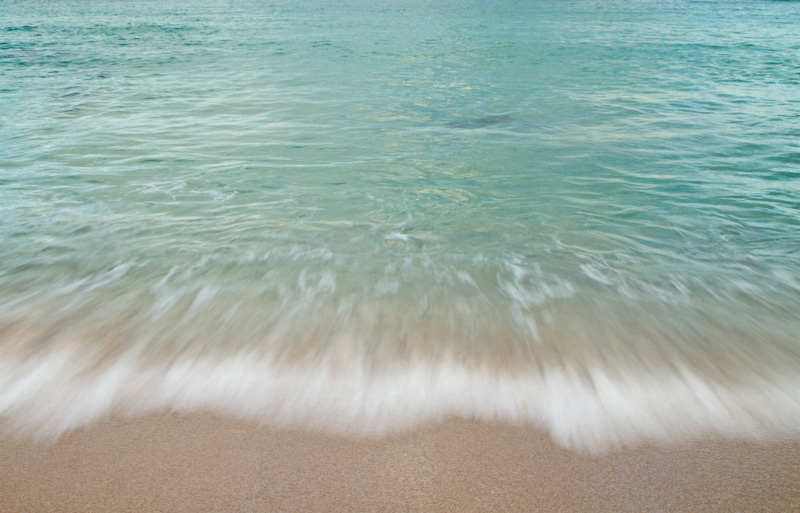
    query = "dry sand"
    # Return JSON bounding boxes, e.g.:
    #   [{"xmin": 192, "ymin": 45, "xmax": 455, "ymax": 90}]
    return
[{"xmin": 1, "ymin": 413, "xmax": 799, "ymax": 512}]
